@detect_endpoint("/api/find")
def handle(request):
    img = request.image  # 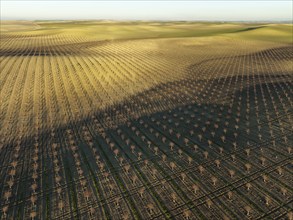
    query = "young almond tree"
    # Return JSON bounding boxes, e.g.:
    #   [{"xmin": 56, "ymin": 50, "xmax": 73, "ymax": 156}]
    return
[
  {"xmin": 124, "ymin": 164, "xmax": 130, "ymax": 174},
  {"xmin": 170, "ymin": 162, "xmax": 176, "ymax": 171},
  {"xmin": 288, "ymin": 211, "xmax": 292, "ymax": 220},
  {"xmin": 122, "ymin": 212, "xmax": 129, "ymax": 220},
  {"xmin": 147, "ymin": 203, "xmax": 154, "ymax": 214},
  {"xmin": 30, "ymin": 211, "xmax": 37, "ymax": 220},
  {"xmin": 181, "ymin": 172, "xmax": 187, "ymax": 182},
  {"xmin": 7, "ymin": 179, "xmax": 14, "ymax": 189},
  {"xmin": 183, "ymin": 209, "xmax": 191, "ymax": 219},
  {"xmin": 192, "ymin": 184, "xmax": 199, "ymax": 194},
  {"xmin": 203, "ymin": 151, "xmax": 208, "ymax": 159},
  {"xmin": 211, "ymin": 176, "xmax": 218, "ymax": 186},
  {"xmin": 187, "ymin": 156, "xmax": 193, "ymax": 165},
  {"xmin": 231, "ymin": 154, "xmax": 236, "ymax": 162},
  {"xmin": 113, "ymin": 149, "xmax": 119, "ymax": 157},
  {"xmin": 58, "ymin": 201, "xmax": 64, "ymax": 211},
  {"xmin": 281, "ymin": 187, "xmax": 288, "ymax": 196},
  {"xmin": 154, "ymin": 147, "xmax": 158, "ymax": 155},
  {"xmin": 206, "ymin": 199, "xmax": 213, "ymax": 209},
  {"xmin": 277, "ymin": 166, "xmax": 283, "ymax": 175},
  {"xmin": 265, "ymin": 195, "xmax": 271, "ymax": 206},
  {"xmin": 246, "ymin": 182, "xmax": 252, "ymax": 191},
  {"xmin": 215, "ymin": 159, "xmax": 221, "ymax": 168},
  {"xmin": 131, "ymin": 175, "xmax": 138, "ymax": 185},
  {"xmin": 244, "ymin": 206, "xmax": 252, "ymax": 216},
  {"xmin": 245, "ymin": 163, "xmax": 252, "ymax": 173},
  {"xmin": 2, "ymin": 206, "xmax": 8, "ymax": 217},
  {"xmin": 139, "ymin": 187, "xmax": 145, "ymax": 198},
  {"xmin": 4, "ymin": 191, "xmax": 11, "ymax": 202},
  {"xmin": 198, "ymin": 165, "xmax": 205, "ymax": 174},
  {"xmin": 171, "ymin": 193, "xmax": 177, "ymax": 203},
  {"xmin": 227, "ymin": 191, "xmax": 233, "ymax": 200},
  {"xmin": 260, "ymin": 157, "xmax": 266, "ymax": 166}
]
